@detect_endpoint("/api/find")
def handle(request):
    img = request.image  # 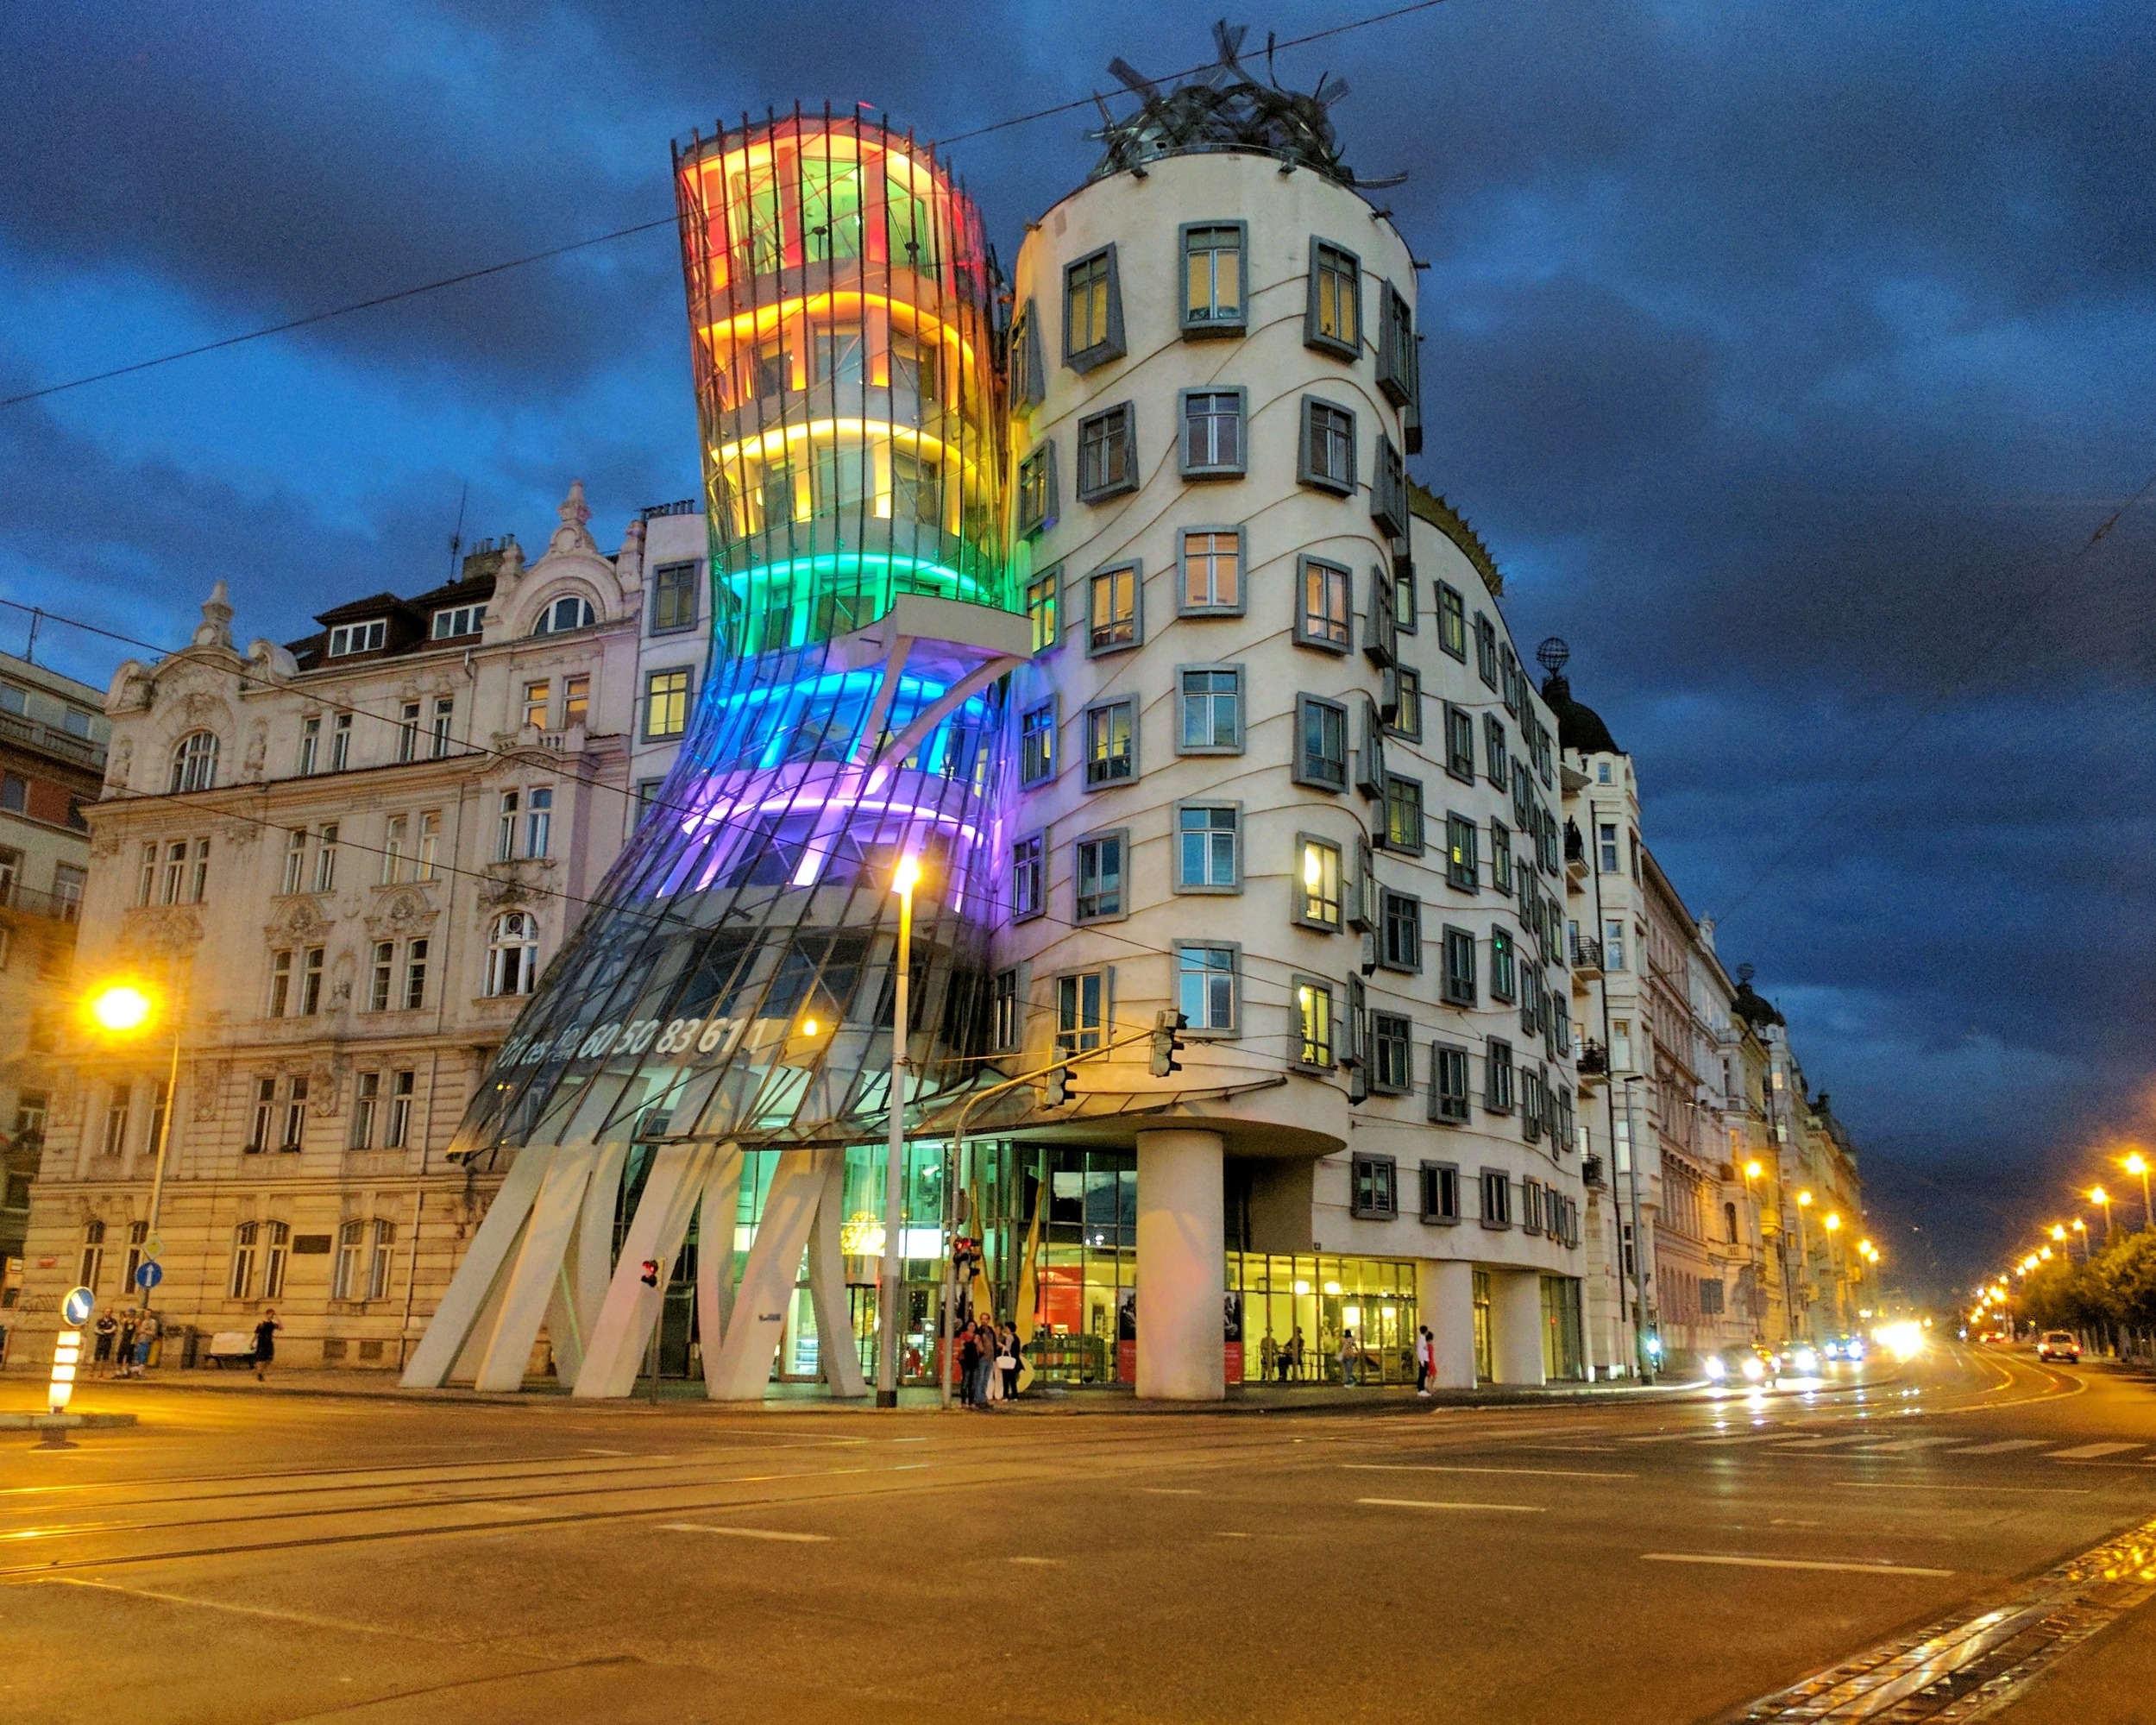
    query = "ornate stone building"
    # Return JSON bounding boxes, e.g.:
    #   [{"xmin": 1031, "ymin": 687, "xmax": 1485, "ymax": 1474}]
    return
[{"xmin": 10, "ymin": 483, "xmax": 658, "ymax": 1369}]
